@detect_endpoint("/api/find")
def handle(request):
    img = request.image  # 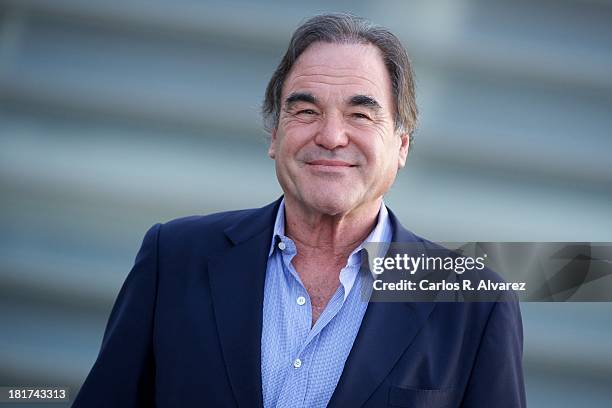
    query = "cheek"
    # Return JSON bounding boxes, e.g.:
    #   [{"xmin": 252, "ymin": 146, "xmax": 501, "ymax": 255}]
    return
[
  {"xmin": 278, "ymin": 137, "xmax": 300, "ymax": 159},
  {"xmin": 277, "ymin": 129, "xmax": 316, "ymax": 158},
  {"xmin": 368, "ymin": 143, "xmax": 400, "ymax": 178},
  {"xmin": 359, "ymin": 138, "xmax": 388, "ymax": 164}
]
